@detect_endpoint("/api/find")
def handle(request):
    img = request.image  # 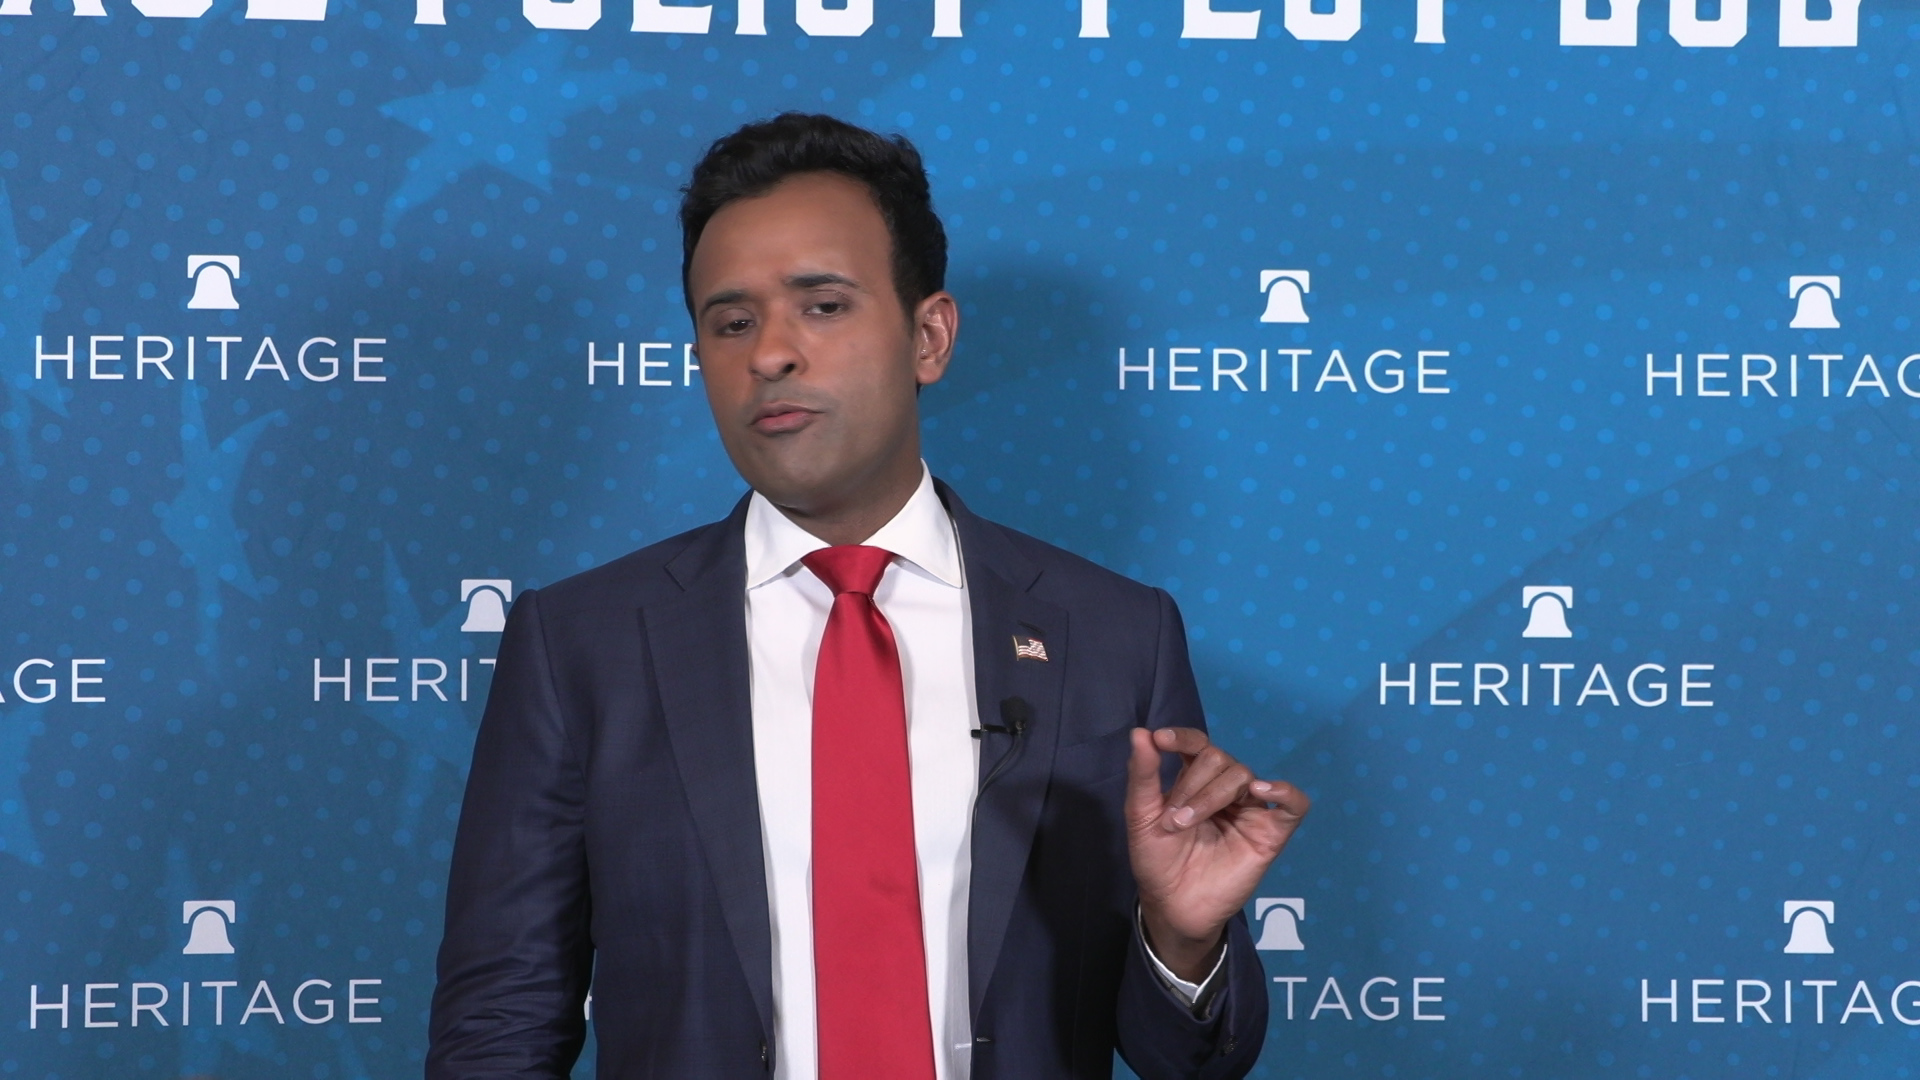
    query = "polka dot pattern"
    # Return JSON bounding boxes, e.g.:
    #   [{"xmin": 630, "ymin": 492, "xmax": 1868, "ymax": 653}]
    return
[{"xmin": 0, "ymin": 4, "xmax": 1916, "ymax": 1077}]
